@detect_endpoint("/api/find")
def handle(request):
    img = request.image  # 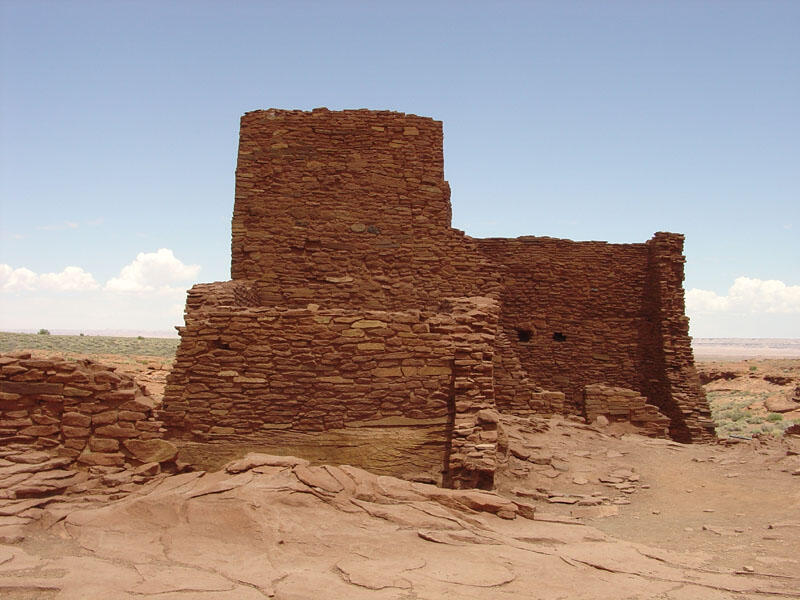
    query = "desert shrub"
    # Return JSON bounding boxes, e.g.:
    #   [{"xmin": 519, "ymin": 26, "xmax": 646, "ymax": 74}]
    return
[
  {"xmin": 748, "ymin": 366, "xmax": 758, "ymax": 372},
  {"xmin": 745, "ymin": 415, "xmax": 764, "ymax": 424},
  {"xmin": 37, "ymin": 328, "xmax": 50, "ymax": 335},
  {"xmin": 766, "ymin": 412, "xmax": 783, "ymax": 422},
  {"xmin": 728, "ymin": 409, "xmax": 747, "ymax": 422}
]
